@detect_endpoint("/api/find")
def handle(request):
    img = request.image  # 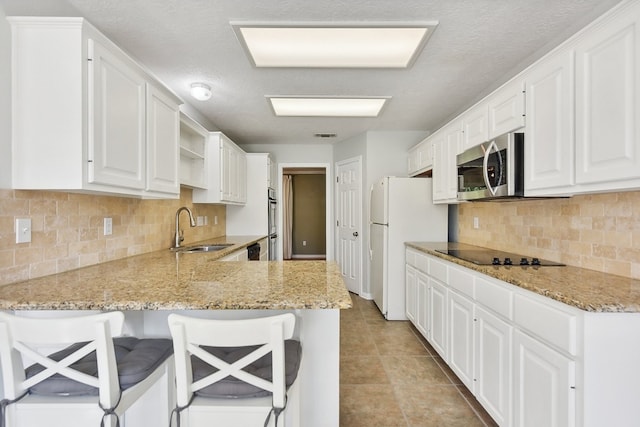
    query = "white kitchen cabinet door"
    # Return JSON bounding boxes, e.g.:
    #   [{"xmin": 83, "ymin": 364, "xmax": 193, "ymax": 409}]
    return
[
  {"xmin": 405, "ymin": 265, "xmax": 417, "ymax": 324},
  {"xmin": 408, "ymin": 139, "xmax": 433, "ymax": 177},
  {"xmin": 574, "ymin": 1, "xmax": 640, "ymax": 189},
  {"xmin": 193, "ymin": 132, "xmax": 247, "ymax": 205},
  {"xmin": 416, "ymin": 270, "xmax": 429, "ymax": 338},
  {"xmin": 88, "ymin": 38, "xmax": 146, "ymax": 190},
  {"xmin": 462, "ymin": 102, "xmax": 489, "ymax": 151},
  {"xmin": 513, "ymin": 330, "xmax": 575, "ymax": 427},
  {"xmin": 429, "ymin": 278, "xmax": 448, "ymax": 360},
  {"xmin": 524, "ymin": 46, "xmax": 575, "ymax": 196},
  {"xmin": 475, "ymin": 305, "xmax": 512, "ymax": 427},
  {"xmin": 487, "ymin": 78, "xmax": 525, "ymax": 139},
  {"xmin": 146, "ymin": 83, "xmax": 180, "ymax": 195},
  {"xmin": 448, "ymin": 289, "xmax": 475, "ymax": 393},
  {"xmin": 432, "ymin": 124, "xmax": 460, "ymax": 204}
]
